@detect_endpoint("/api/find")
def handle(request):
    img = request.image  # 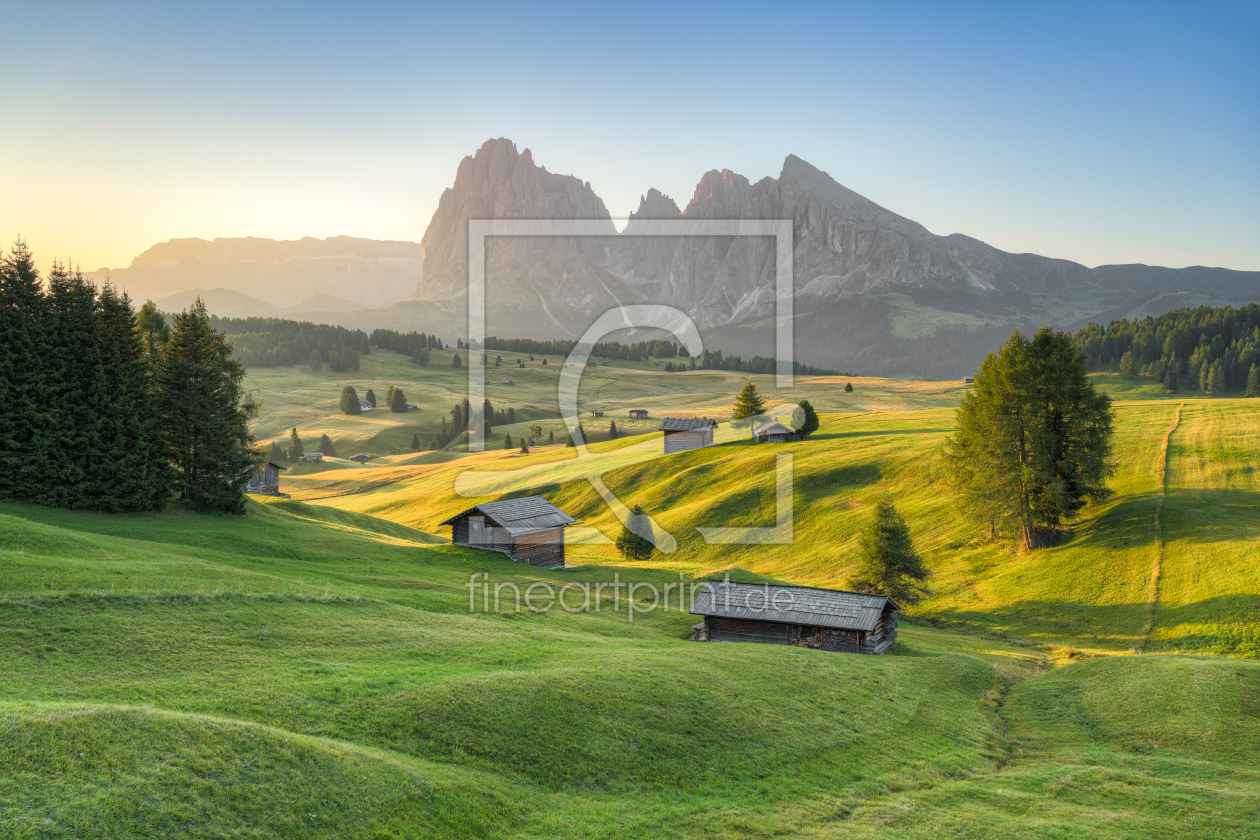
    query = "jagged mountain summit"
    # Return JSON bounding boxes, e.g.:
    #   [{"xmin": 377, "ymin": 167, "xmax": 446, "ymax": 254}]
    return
[{"xmin": 412, "ymin": 139, "xmax": 1109, "ymax": 334}]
